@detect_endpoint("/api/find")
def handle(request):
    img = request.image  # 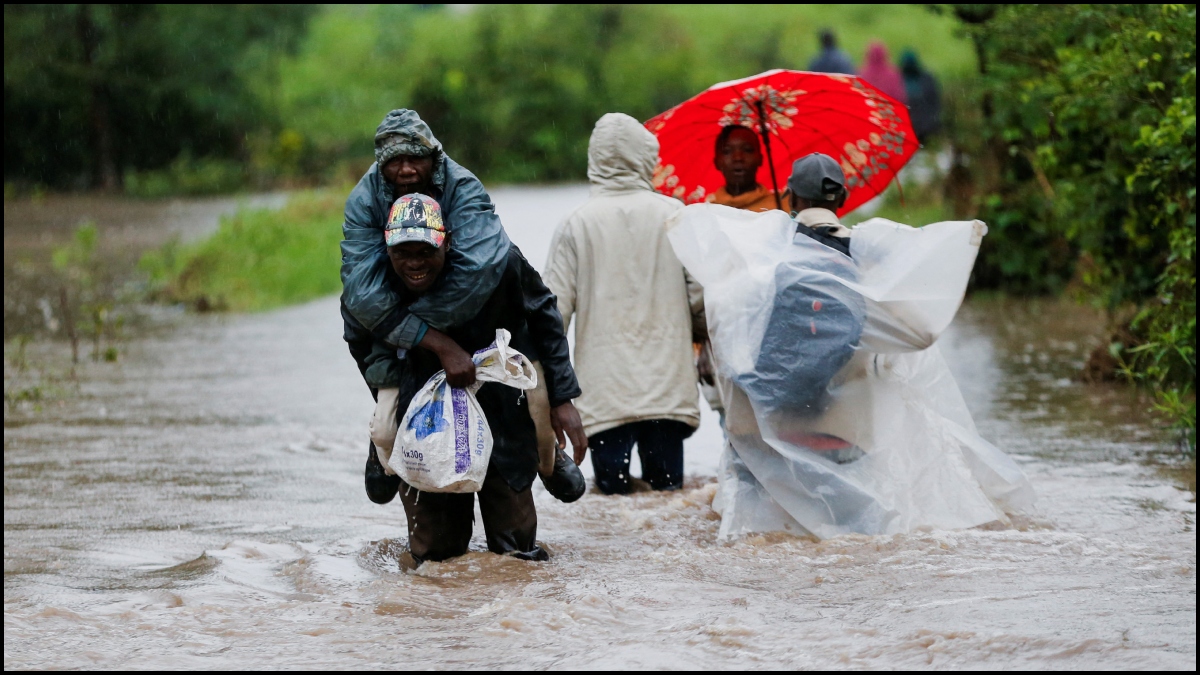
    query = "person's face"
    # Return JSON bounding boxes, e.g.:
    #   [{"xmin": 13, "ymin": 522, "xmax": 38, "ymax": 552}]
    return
[
  {"xmin": 387, "ymin": 240, "xmax": 446, "ymax": 294},
  {"xmin": 715, "ymin": 127, "xmax": 763, "ymax": 192},
  {"xmin": 382, "ymin": 154, "xmax": 435, "ymax": 196}
]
